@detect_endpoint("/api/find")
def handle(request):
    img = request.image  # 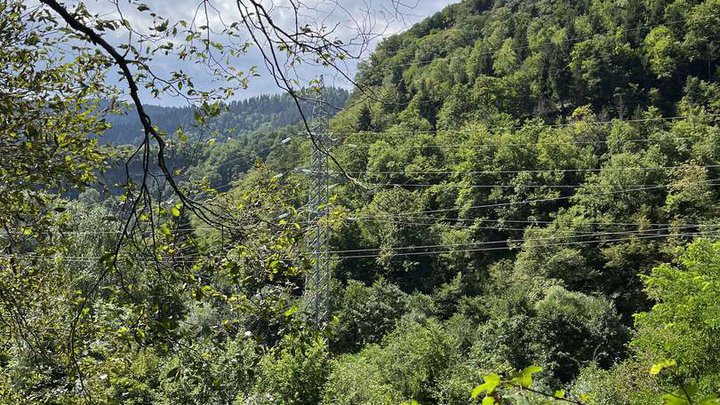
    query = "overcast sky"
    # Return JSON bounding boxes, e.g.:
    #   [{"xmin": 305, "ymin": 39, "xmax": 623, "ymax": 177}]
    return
[{"xmin": 85, "ymin": 0, "xmax": 458, "ymax": 105}]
